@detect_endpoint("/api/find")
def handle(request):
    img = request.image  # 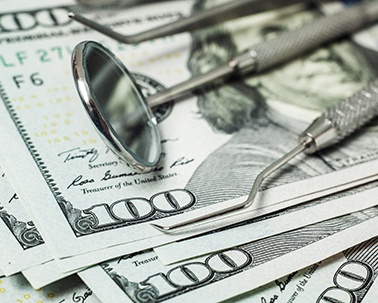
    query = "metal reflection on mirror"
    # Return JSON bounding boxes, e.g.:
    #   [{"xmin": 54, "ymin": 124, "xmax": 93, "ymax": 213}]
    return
[{"xmin": 72, "ymin": 41, "xmax": 161, "ymax": 173}]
